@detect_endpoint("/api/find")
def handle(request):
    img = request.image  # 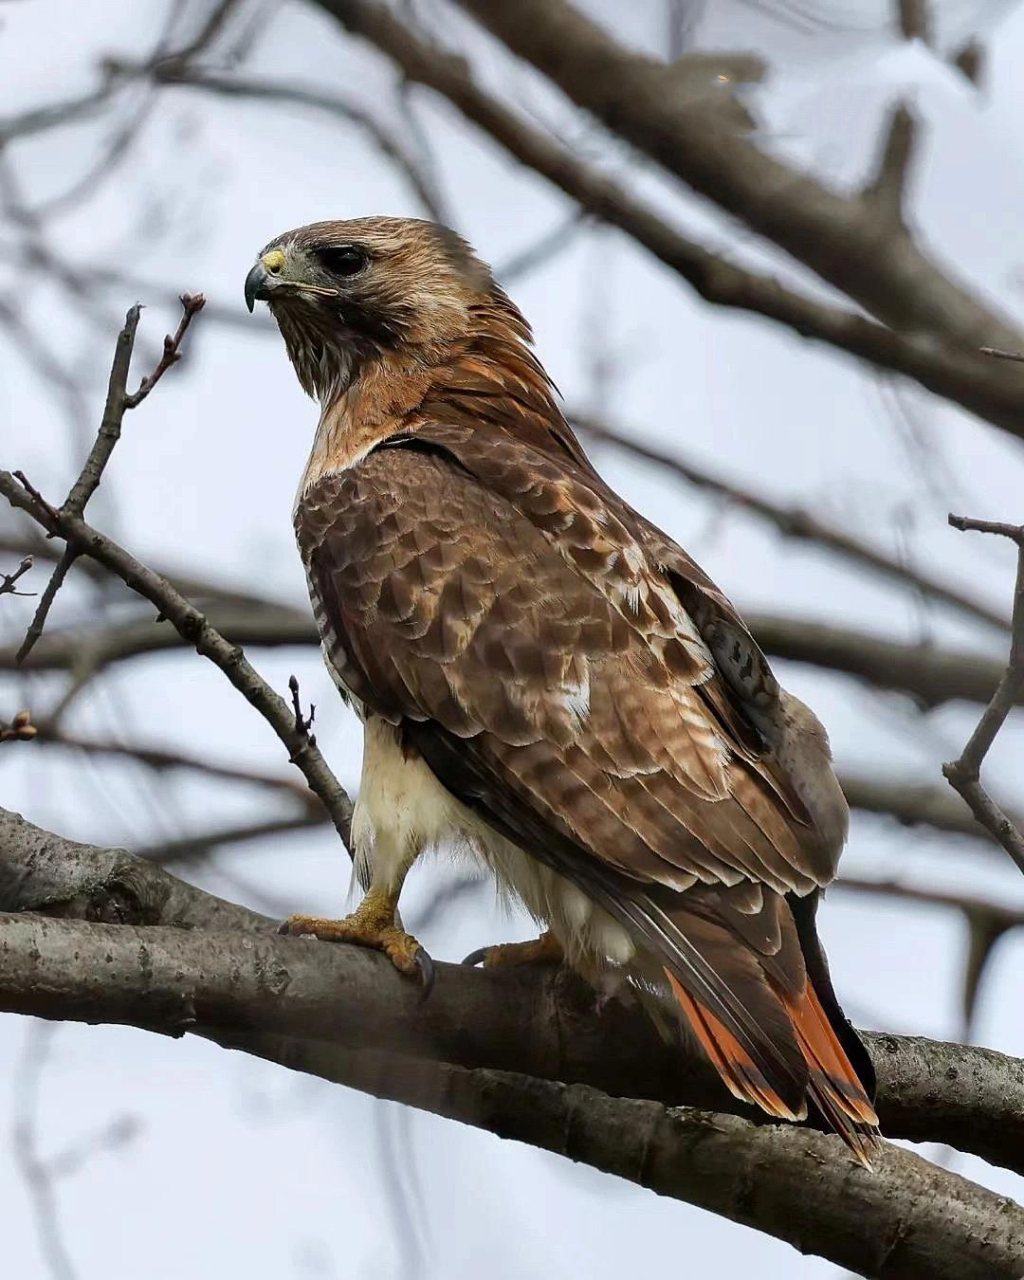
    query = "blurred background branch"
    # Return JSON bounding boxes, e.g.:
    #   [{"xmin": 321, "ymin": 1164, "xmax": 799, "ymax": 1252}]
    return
[{"xmin": 4, "ymin": 0, "xmax": 1024, "ymax": 1276}]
